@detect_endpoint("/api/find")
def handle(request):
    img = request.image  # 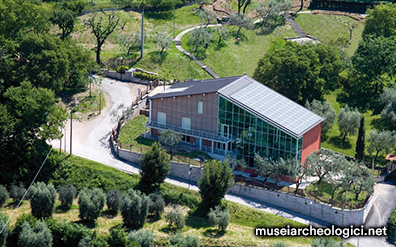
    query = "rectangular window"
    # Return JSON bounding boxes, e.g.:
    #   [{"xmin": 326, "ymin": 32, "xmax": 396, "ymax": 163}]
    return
[
  {"xmin": 182, "ymin": 117, "xmax": 191, "ymax": 130},
  {"xmin": 157, "ymin": 112, "xmax": 166, "ymax": 125},
  {"xmin": 198, "ymin": 101, "xmax": 203, "ymax": 114}
]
